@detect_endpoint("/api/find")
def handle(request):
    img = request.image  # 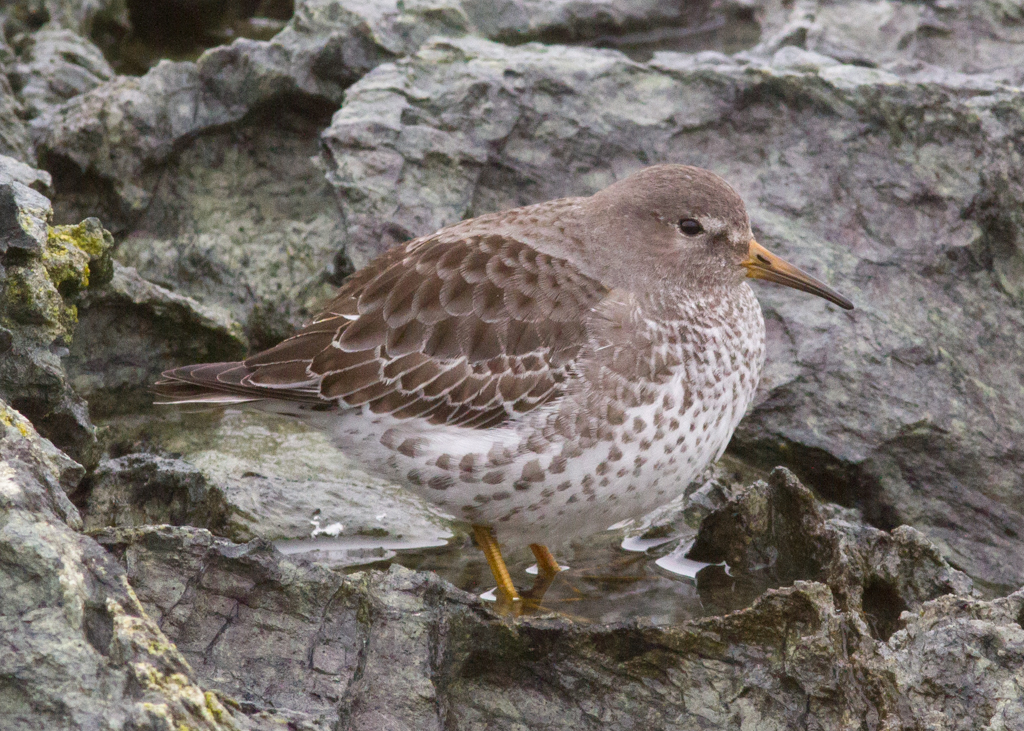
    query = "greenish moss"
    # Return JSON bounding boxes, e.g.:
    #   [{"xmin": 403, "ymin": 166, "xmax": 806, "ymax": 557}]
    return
[
  {"xmin": 358, "ymin": 527, "xmax": 390, "ymax": 538},
  {"xmin": 46, "ymin": 221, "xmax": 115, "ymax": 290},
  {"xmin": 3, "ymin": 266, "xmax": 67, "ymax": 336},
  {"xmin": 0, "ymin": 404, "xmax": 33, "ymax": 438},
  {"xmin": 48, "ymin": 221, "xmax": 112, "ymax": 259},
  {"xmin": 42, "ymin": 227, "xmax": 94, "ymax": 292}
]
